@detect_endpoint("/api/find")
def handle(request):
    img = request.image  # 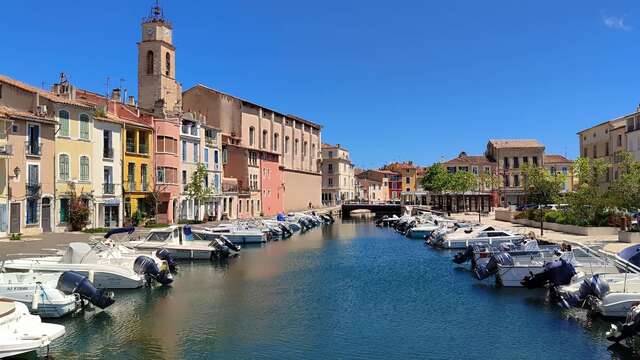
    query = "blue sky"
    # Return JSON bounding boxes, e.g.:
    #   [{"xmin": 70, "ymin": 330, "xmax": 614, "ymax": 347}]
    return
[{"xmin": 2, "ymin": 1, "xmax": 640, "ymax": 168}]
